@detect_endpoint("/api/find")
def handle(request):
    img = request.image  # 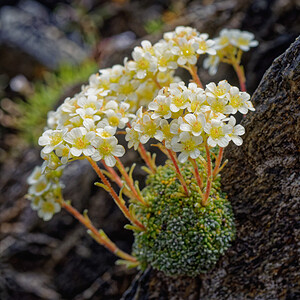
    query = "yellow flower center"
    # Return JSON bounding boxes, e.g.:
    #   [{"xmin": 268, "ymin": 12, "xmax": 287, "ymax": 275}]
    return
[
  {"xmin": 50, "ymin": 133, "xmax": 62, "ymax": 146},
  {"xmin": 210, "ymin": 127, "xmax": 223, "ymax": 139},
  {"xmin": 98, "ymin": 141, "xmax": 113, "ymax": 156},
  {"xmin": 108, "ymin": 115, "xmax": 120, "ymax": 127},
  {"xmin": 138, "ymin": 58, "xmax": 150, "ymax": 70},
  {"xmin": 143, "ymin": 122, "xmax": 157, "ymax": 137},
  {"xmin": 101, "ymin": 131, "xmax": 111, "ymax": 138},
  {"xmin": 198, "ymin": 41, "xmax": 208, "ymax": 51},
  {"xmin": 119, "ymin": 83, "xmax": 134, "ymax": 95},
  {"xmin": 192, "ymin": 121, "xmax": 203, "ymax": 133},
  {"xmin": 84, "ymin": 103, "xmax": 96, "ymax": 110},
  {"xmin": 62, "ymin": 147, "xmax": 70, "ymax": 157},
  {"xmin": 74, "ymin": 137, "xmax": 88, "ymax": 149},
  {"xmin": 211, "ymin": 101, "xmax": 225, "ymax": 113},
  {"xmin": 230, "ymin": 95, "xmax": 242, "ymax": 108},
  {"xmin": 41, "ymin": 201, "xmax": 55, "ymax": 214},
  {"xmin": 183, "ymin": 140, "xmax": 196, "ymax": 152},
  {"xmin": 181, "ymin": 44, "xmax": 194, "ymax": 57},
  {"xmin": 219, "ymin": 36, "xmax": 229, "ymax": 46},
  {"xmin": 35, "ymin": 181, "xmax": 48, "ymax": 193},
  {"xmin": 173, "ymin": 95, "xmax": 187, "ymax": 108},
  {"xmin": 215, "ymin": 87, "xmax": 227, "ymax": 97}
]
